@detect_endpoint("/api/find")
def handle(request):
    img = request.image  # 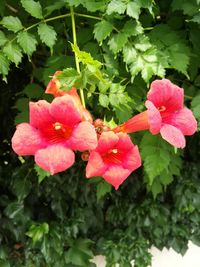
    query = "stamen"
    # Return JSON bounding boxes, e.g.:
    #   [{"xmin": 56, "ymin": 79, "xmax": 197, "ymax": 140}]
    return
[
  {"xmin": 158, "ymin": 106, "xmax": 166, "ymax": 112},
  {"xmin": 54, "ymin": 122, "xmax": 62, "ymax": 130}
]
